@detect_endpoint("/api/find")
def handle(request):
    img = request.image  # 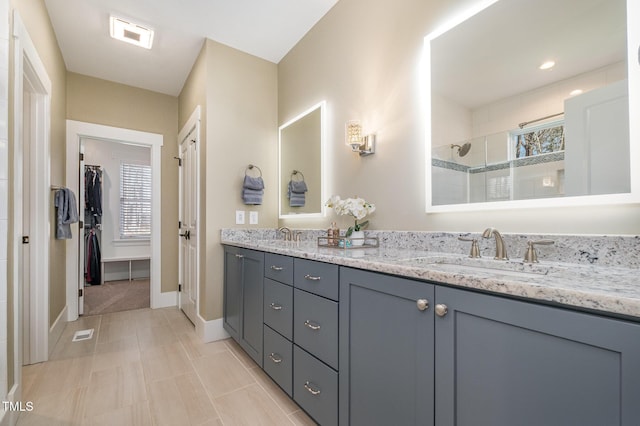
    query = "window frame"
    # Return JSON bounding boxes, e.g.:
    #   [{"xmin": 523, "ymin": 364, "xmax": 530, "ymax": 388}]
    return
[{"xmin": 119, "ymin": 161, "xmax": 152, "ymax": 240}]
